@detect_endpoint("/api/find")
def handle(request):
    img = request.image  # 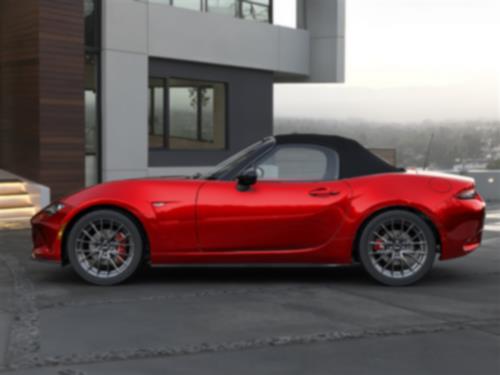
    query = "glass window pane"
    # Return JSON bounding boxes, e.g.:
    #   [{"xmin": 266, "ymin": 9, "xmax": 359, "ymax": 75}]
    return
[
  {"xmin": 241, "ymin": 1, "xmax": 270, "ymax": 22},
  {"xmin": 256, "ymin": 146, "xmax": 331, "ymax": 181},
  {"xmin": 169, "ymin": 78, "xmax": 226, "ymax": 150},
  {"xmin": 149, "ymin": 78, "xmax": 165, "ymax": 148},
  {"xmin": 84, "ymin": 0, "xmax": 97, "ymax": 48},
  {"xmin": 169, "ymin": 86, "xmax": 198, "ymax": 141},
  {"xmin": 84, "ymin": 89, "xmax": 97, "ymax": 154},
  {"xmin": 85, "ymin": 53, "xmax": 99, "ymax": 186},
  {"xmin": 200, "ymin": 88, "xmax": 214, "ymax": 141},
  {"xmin": 85, "ymin": 154, "xmax": 98, "ymax": 186},
  {"xmin": 207, "ymin": 0, "xmax": 237, "ymax": 17},
  {"xmin": 172, "ymin": 0, "xmax": 201, "ymax": 11}
]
